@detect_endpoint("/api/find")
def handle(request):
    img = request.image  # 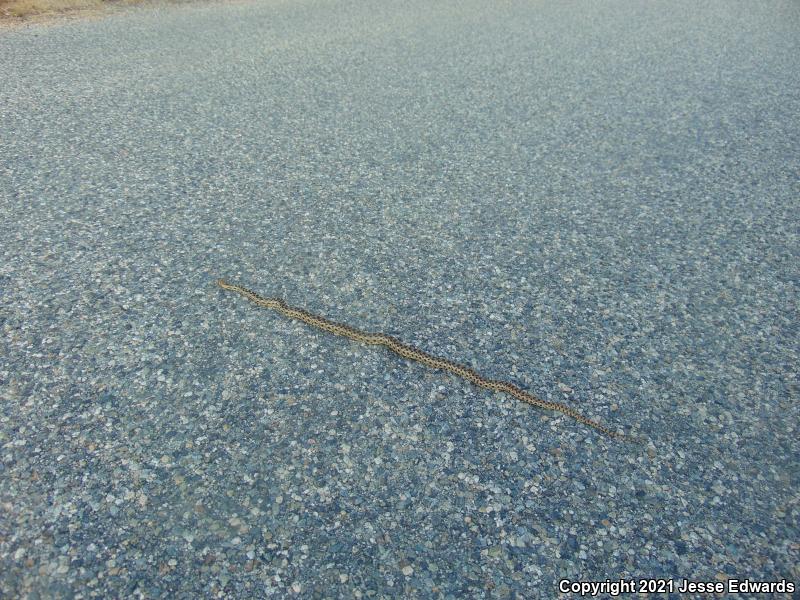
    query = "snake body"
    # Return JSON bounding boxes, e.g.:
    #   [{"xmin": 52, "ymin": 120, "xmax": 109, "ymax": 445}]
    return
[{"xmin": 218, "ymin": 279, "xmax": 625, "ymax": 439}]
